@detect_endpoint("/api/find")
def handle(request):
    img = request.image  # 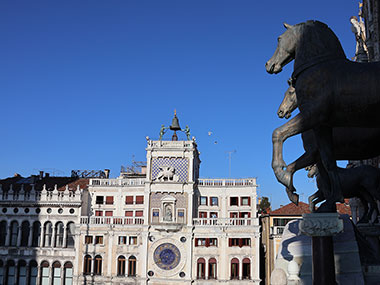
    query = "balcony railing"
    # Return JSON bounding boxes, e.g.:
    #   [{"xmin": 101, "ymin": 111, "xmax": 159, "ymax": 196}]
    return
[
  {"xmin": 89, "ymin": 178, "xmax": 145, "ymax": 187},
  {"xmin": 193, "ymin": 218, "xmax": 258, "ymax": 226},
  {"xmin": 80, "ymin": 216, "xmax": 144, "ymax": 225},
  {"xmin": 197, "ymin": 178, "xmax": 256, "ymax": 187}
]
